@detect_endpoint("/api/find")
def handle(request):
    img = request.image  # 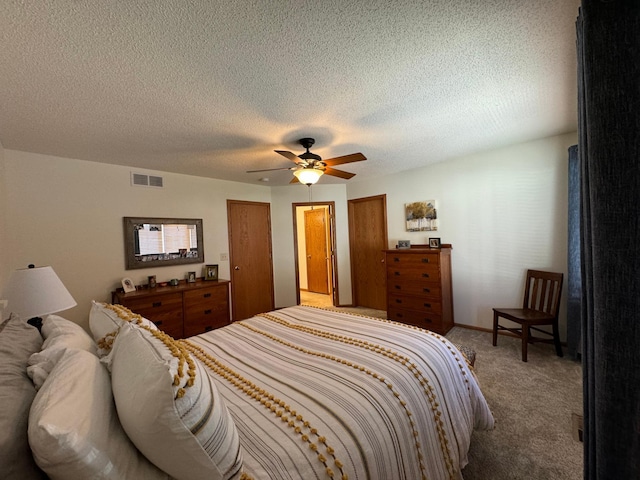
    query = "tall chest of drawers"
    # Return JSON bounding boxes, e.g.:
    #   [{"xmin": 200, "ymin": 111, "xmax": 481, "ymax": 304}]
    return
[
  {"xmin": 112, "ymin": 280, "xmax": 230, "ymax": 339},
  {"xmin": 384, "ymin": 247, "xmax": 454, "ymax": 335}
]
